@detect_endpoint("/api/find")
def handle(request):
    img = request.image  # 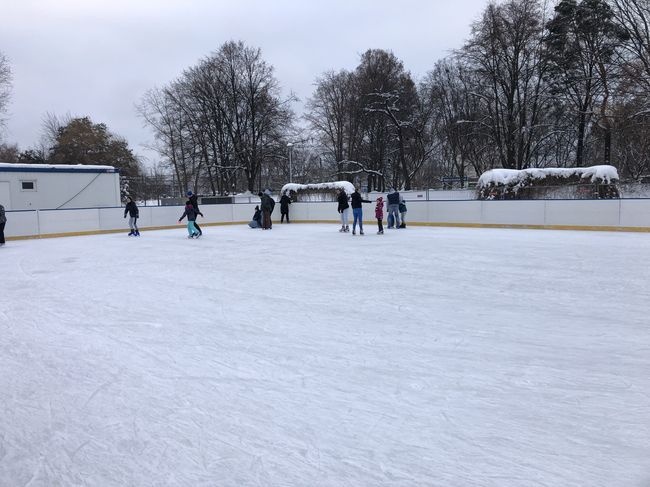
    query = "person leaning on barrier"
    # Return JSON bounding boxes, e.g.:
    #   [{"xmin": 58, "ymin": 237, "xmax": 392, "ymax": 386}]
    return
[{"xmin": 0, "ymin": 204, "xmax": 6, "ymax": 247}]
